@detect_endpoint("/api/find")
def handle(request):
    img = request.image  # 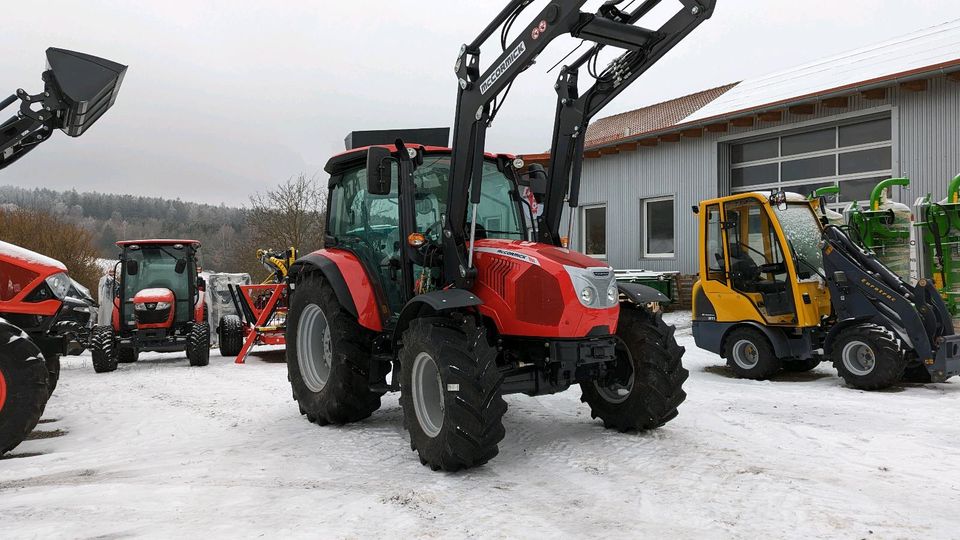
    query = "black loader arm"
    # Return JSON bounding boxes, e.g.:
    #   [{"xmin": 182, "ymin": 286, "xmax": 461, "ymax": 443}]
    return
[
  {"xmin": 1, "ymin": 48, "xmax": 127, "ymax": 171},
  {"xmin": 442, "ymin": 0, "xmax": 716, "ymax": 289}
]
